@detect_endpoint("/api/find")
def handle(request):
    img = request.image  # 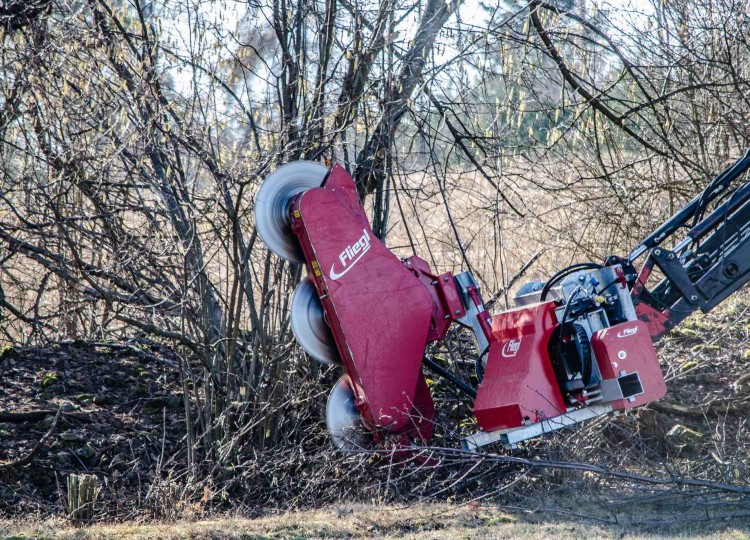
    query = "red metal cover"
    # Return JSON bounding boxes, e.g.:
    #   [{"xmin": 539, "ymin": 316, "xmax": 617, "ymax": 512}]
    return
[
  {"xmin": 405, "ymin": 256, "xmax": 465, "ymax": 341},
  {"xmin": 474, "ymin": 301, "xmax": 567, "ymax": 432},
  {"xmin": 291, "ymin": 164, "xmax": 435, "ymax": 433},
  {"xmin": 591, "ymin": 320, "xmax": 667, "ymax": 410}
]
